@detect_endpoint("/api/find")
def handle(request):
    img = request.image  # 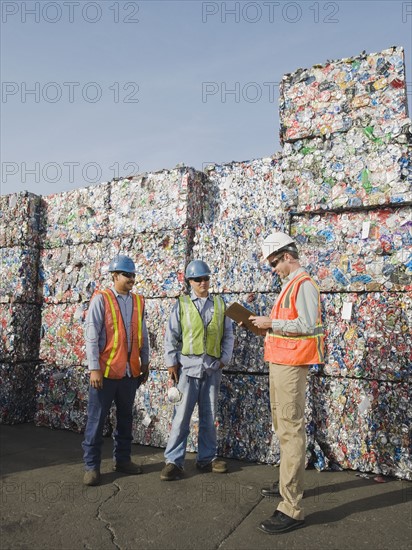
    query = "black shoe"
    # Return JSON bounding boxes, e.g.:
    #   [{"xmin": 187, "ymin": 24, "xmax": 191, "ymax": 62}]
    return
[
  {"xmin": 259, "ymin": 510, "xmax": 305, "ymax": 534},
  {"xmin": 260, "ymin": 482, "xmax": 280, "ymax": 498}
]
